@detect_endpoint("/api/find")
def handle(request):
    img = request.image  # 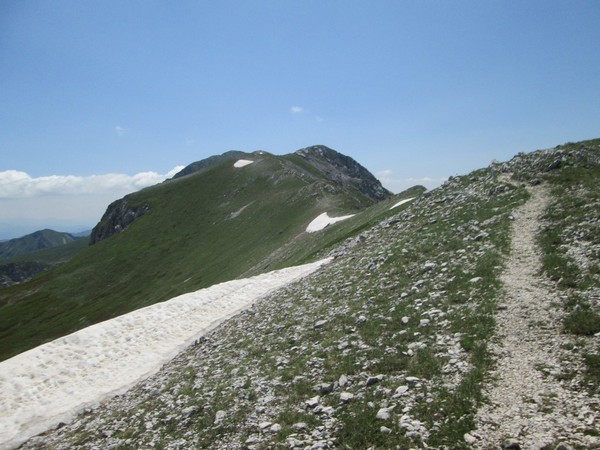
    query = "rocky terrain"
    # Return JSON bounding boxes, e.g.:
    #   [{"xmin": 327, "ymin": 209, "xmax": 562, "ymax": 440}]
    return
[
  {"xmin": 0, "ymin": 261, "xmax": 51, "ymax": 288},
  {"xmin": 18, "ymin": 141, "xmax": 600, "ymax": 449}
]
